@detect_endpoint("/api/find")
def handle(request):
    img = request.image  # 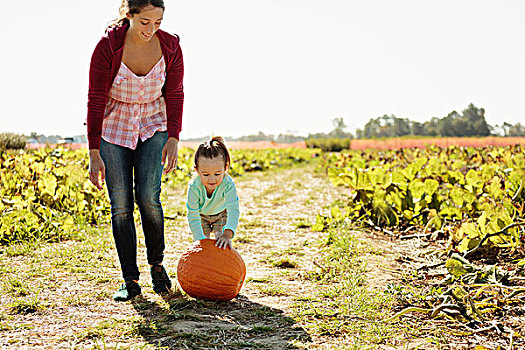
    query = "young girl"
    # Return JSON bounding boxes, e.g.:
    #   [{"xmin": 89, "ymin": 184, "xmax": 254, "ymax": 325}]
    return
[{"xmin": 186, "ymin": 137, "xmax": 240, "ymax": 249}]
